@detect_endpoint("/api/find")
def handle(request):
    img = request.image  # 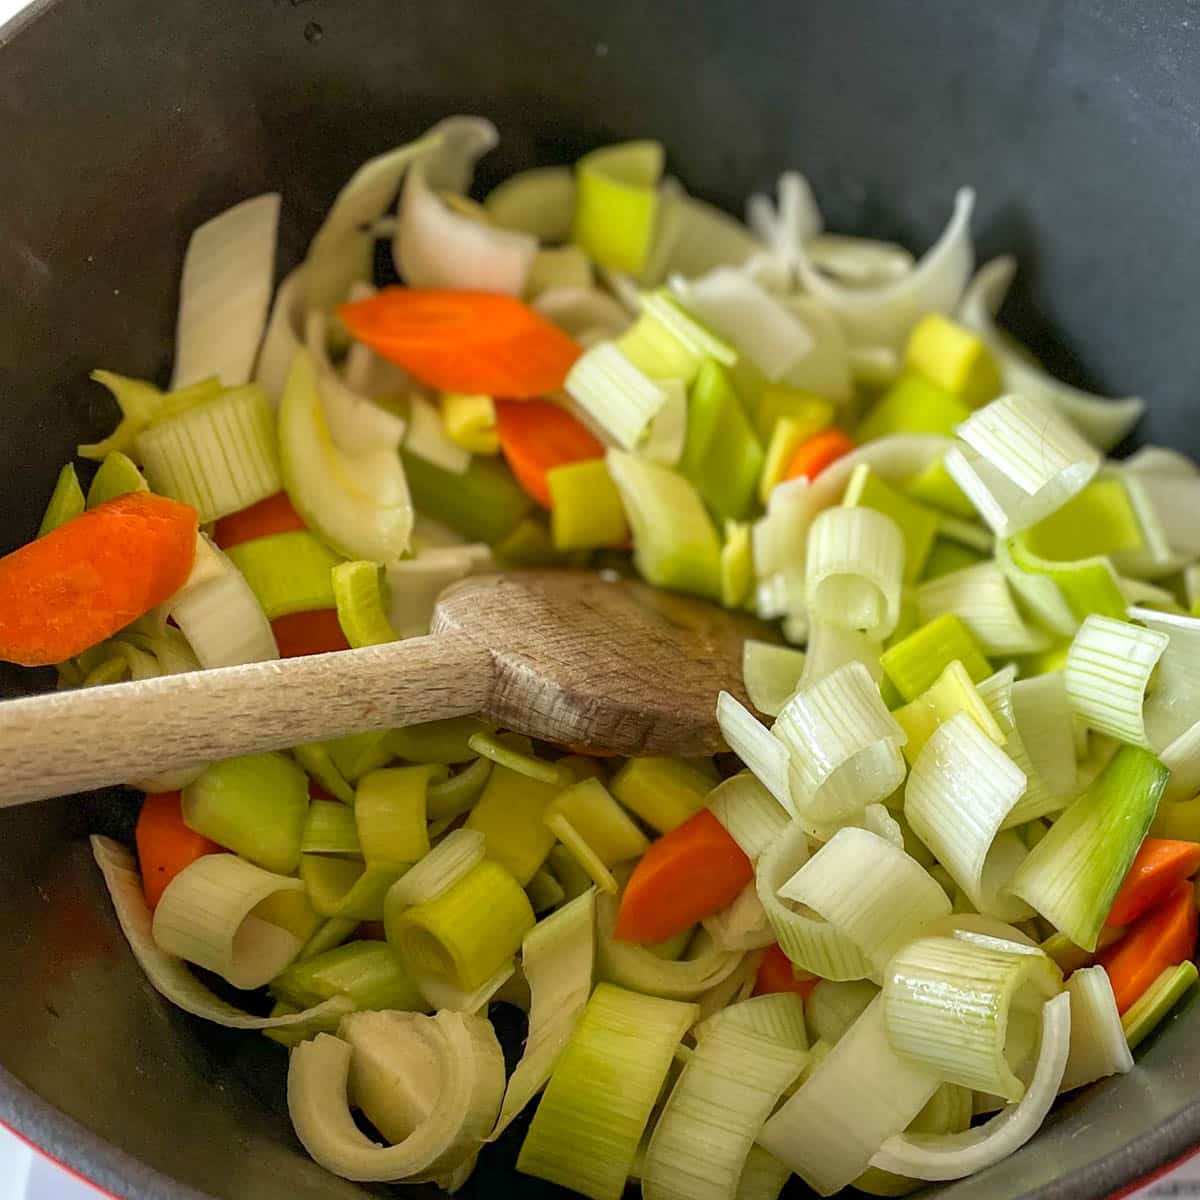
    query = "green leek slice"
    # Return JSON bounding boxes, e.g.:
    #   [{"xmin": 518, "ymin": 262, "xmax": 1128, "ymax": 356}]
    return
[
  {"xmin": 331, "ymin": 560, "xmax": 398, "ymax": 648},
  {"xmin": 571, "ymin": 141, "xmax": 663, "ymax": 274},
  {"xmin": 226, "ymin": 531, "xmax": 341, "ymax": 620}
]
